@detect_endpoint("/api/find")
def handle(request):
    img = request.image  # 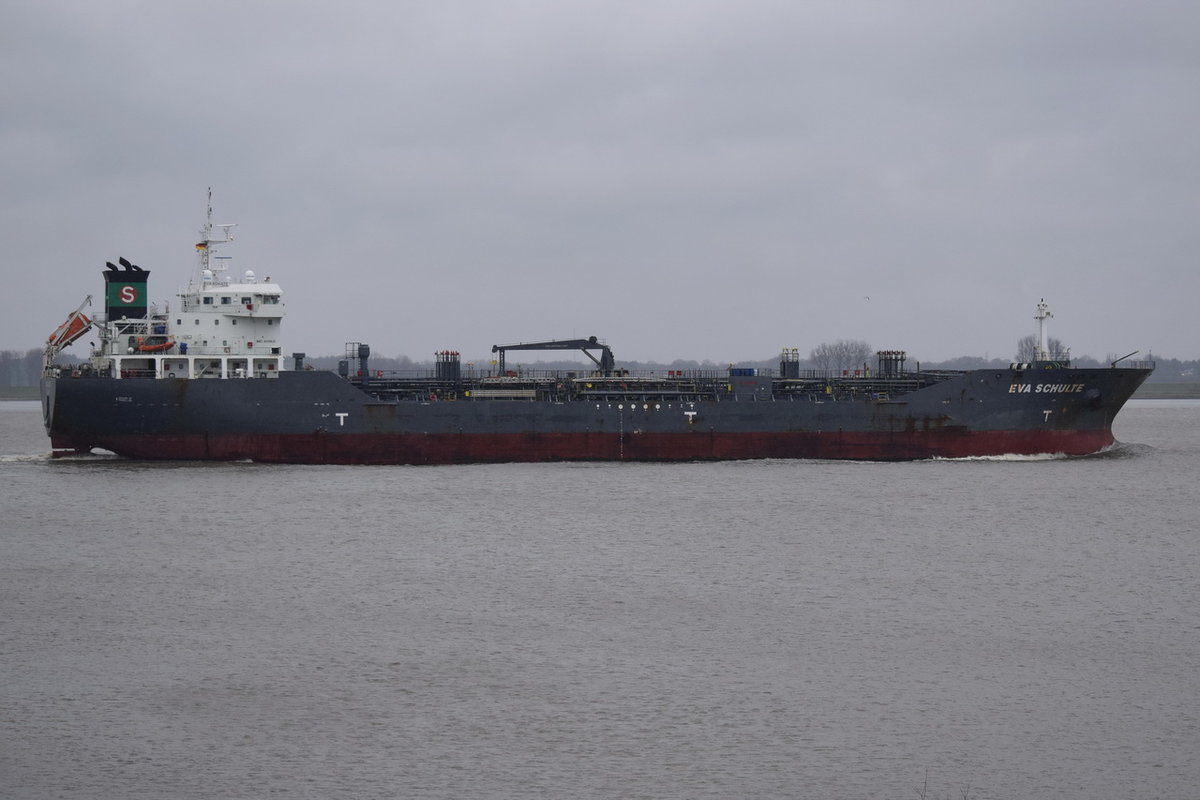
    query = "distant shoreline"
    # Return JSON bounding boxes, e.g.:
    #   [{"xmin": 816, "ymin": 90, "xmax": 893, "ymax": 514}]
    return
[{"xmin": 1132, "ymin": 382, "xmax": 1200, "ymax": 399}]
